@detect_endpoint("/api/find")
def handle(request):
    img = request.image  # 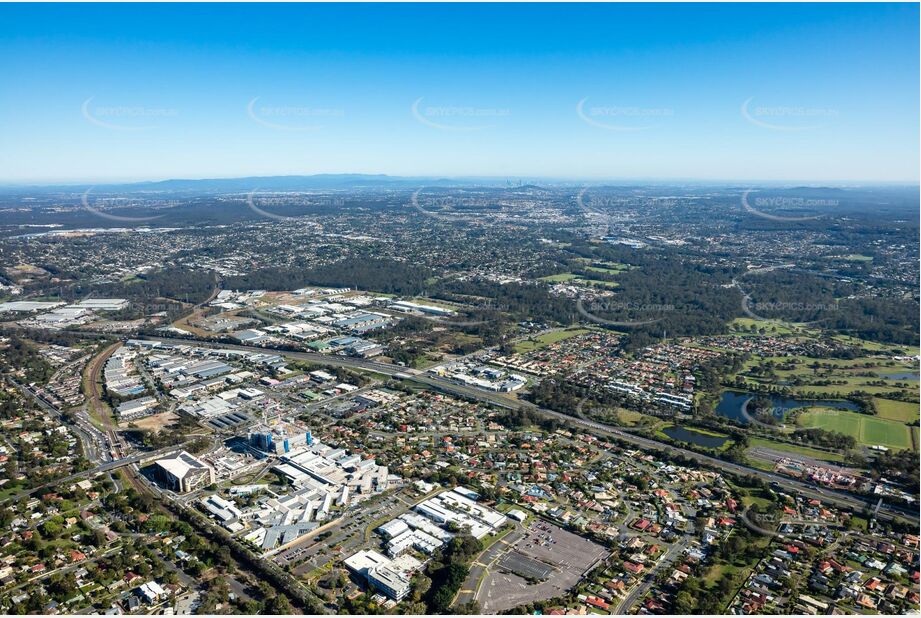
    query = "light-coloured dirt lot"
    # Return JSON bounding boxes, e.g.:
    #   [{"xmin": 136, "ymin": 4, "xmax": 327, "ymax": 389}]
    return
[{"xmin": 121, "ymin": 411, "xmax": 178, "ymax": 433}]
